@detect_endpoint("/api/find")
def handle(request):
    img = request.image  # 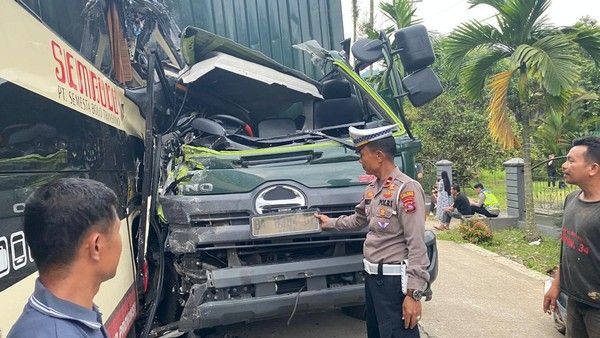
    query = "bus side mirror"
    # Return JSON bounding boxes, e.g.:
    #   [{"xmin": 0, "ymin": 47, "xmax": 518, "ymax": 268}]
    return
[{"xmin": 394, "ymin": 25, "xmax": 435, "ymax": 74}]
